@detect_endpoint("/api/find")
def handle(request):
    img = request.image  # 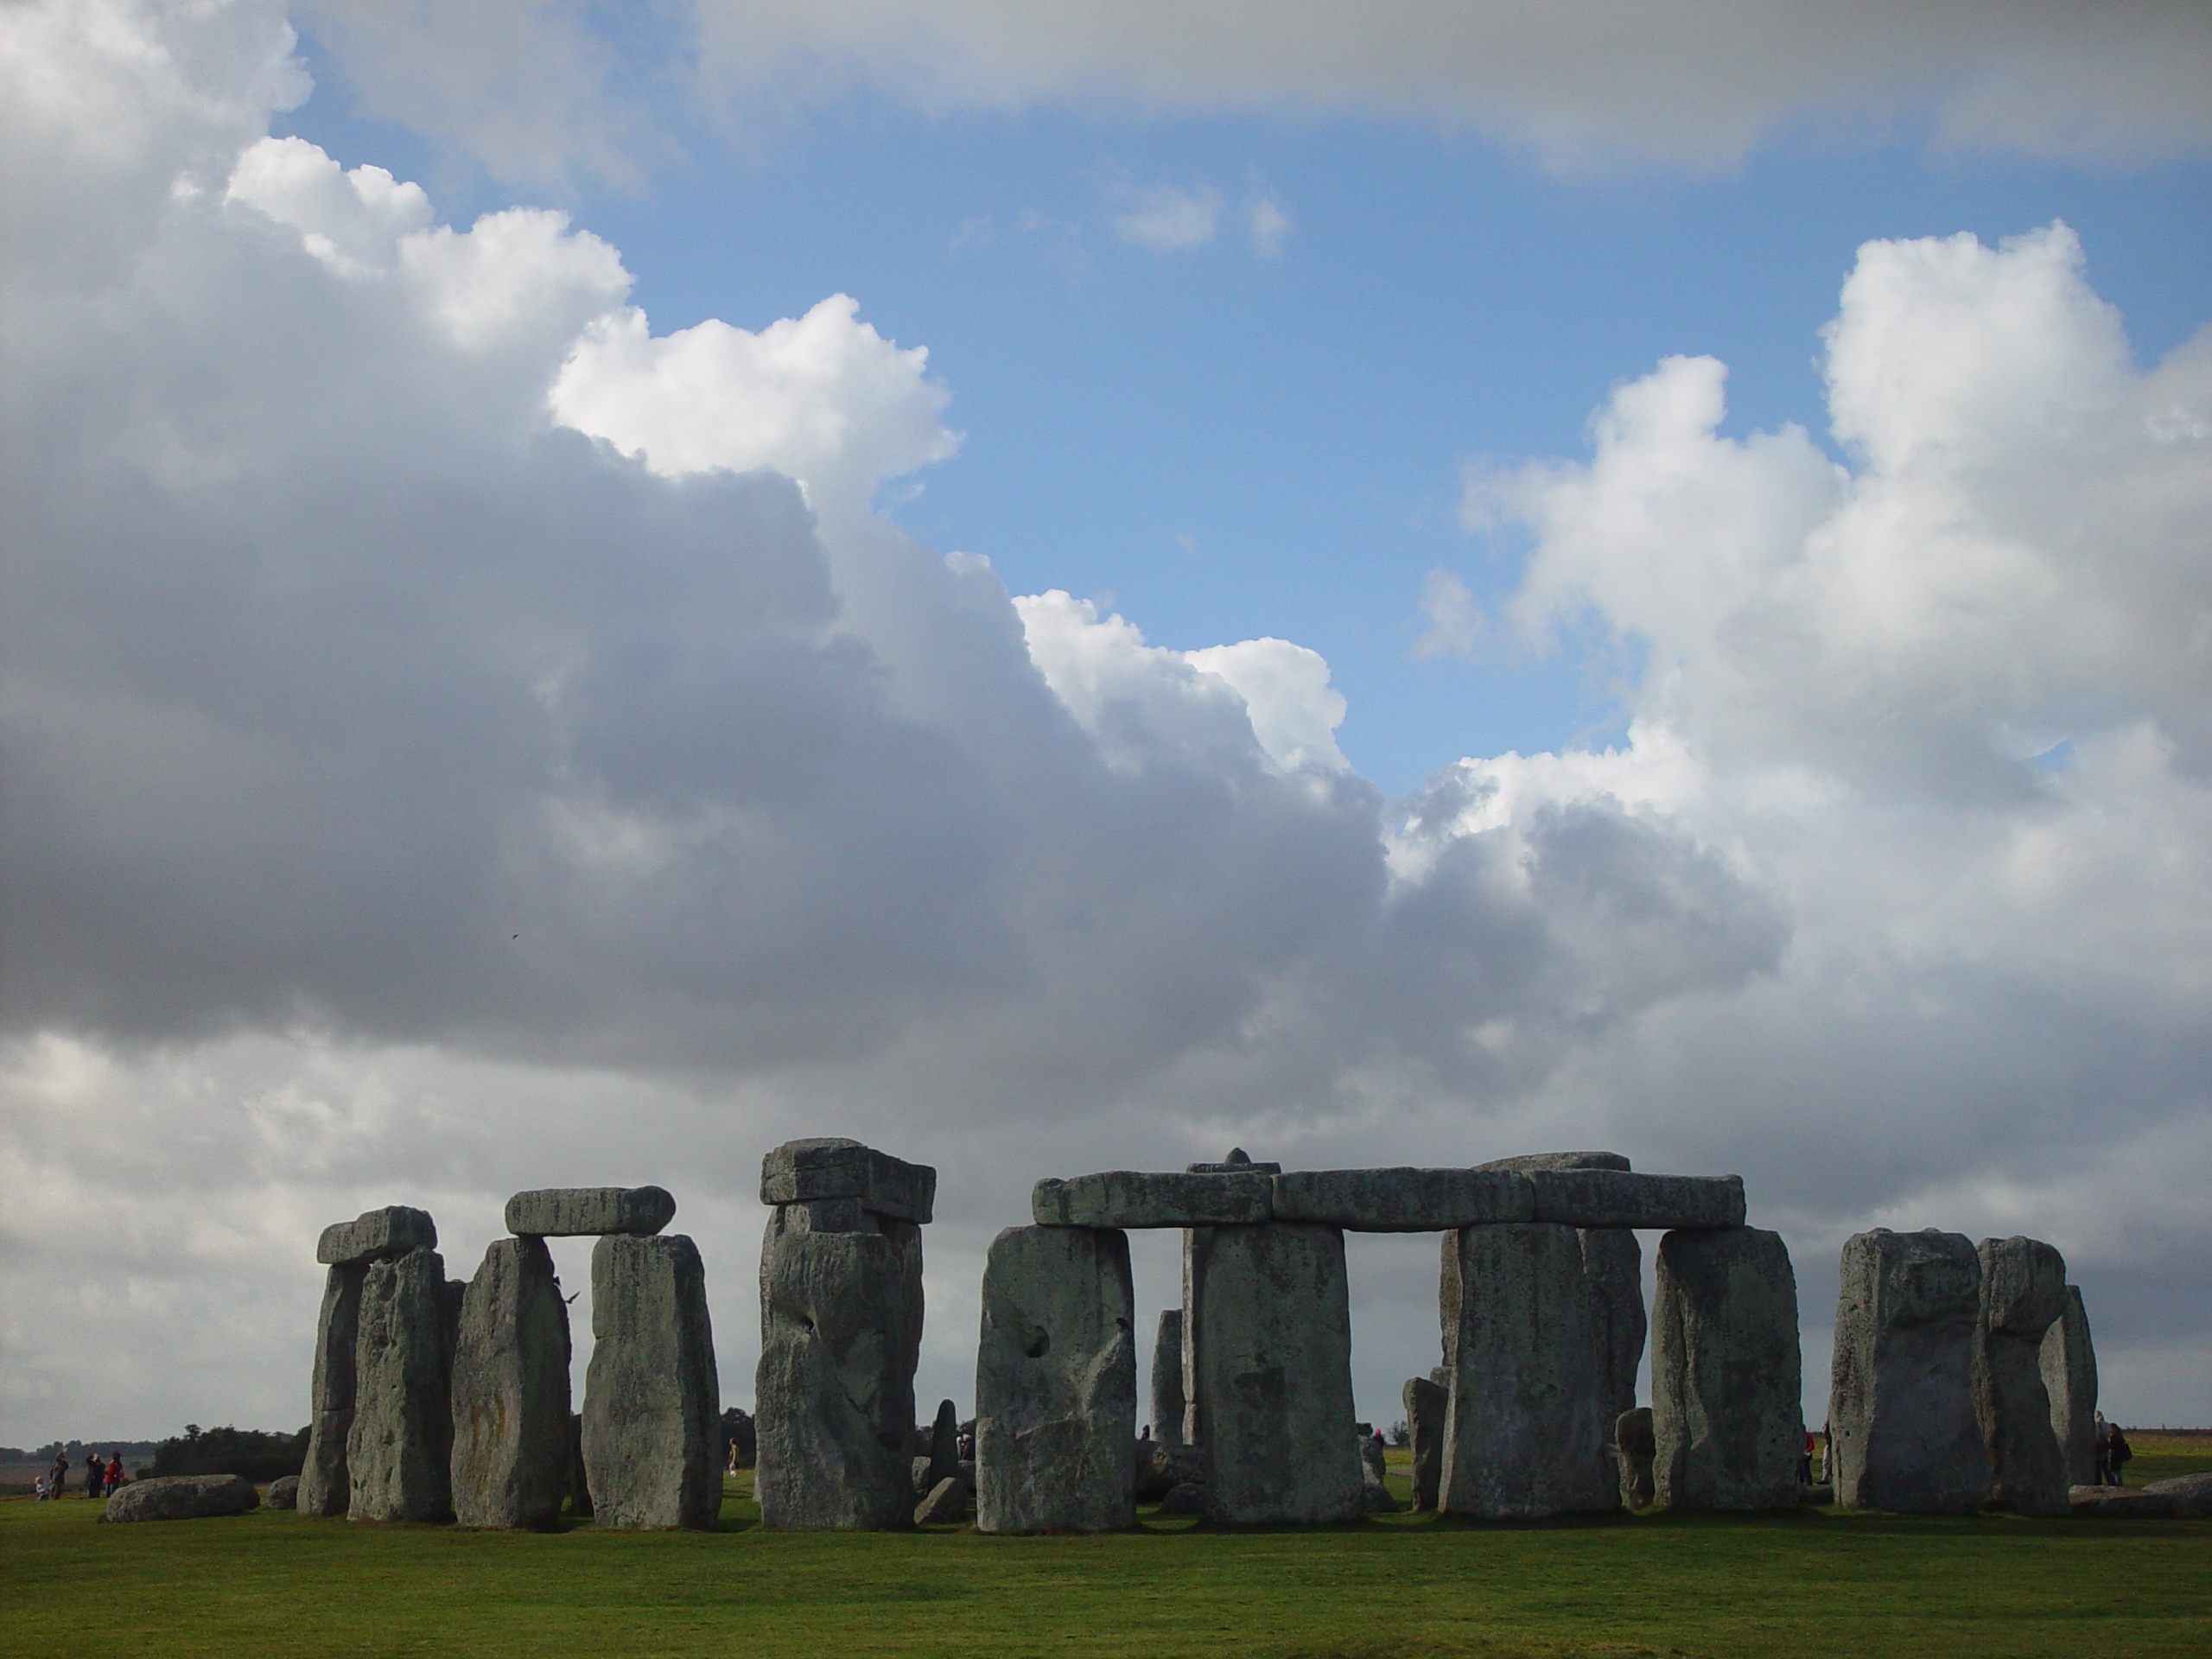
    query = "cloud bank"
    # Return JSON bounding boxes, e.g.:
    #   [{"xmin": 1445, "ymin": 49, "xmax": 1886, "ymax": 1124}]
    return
[{"xmin": 2, "ymin": 1, "xmax": 2205, "ymax": 1440}]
